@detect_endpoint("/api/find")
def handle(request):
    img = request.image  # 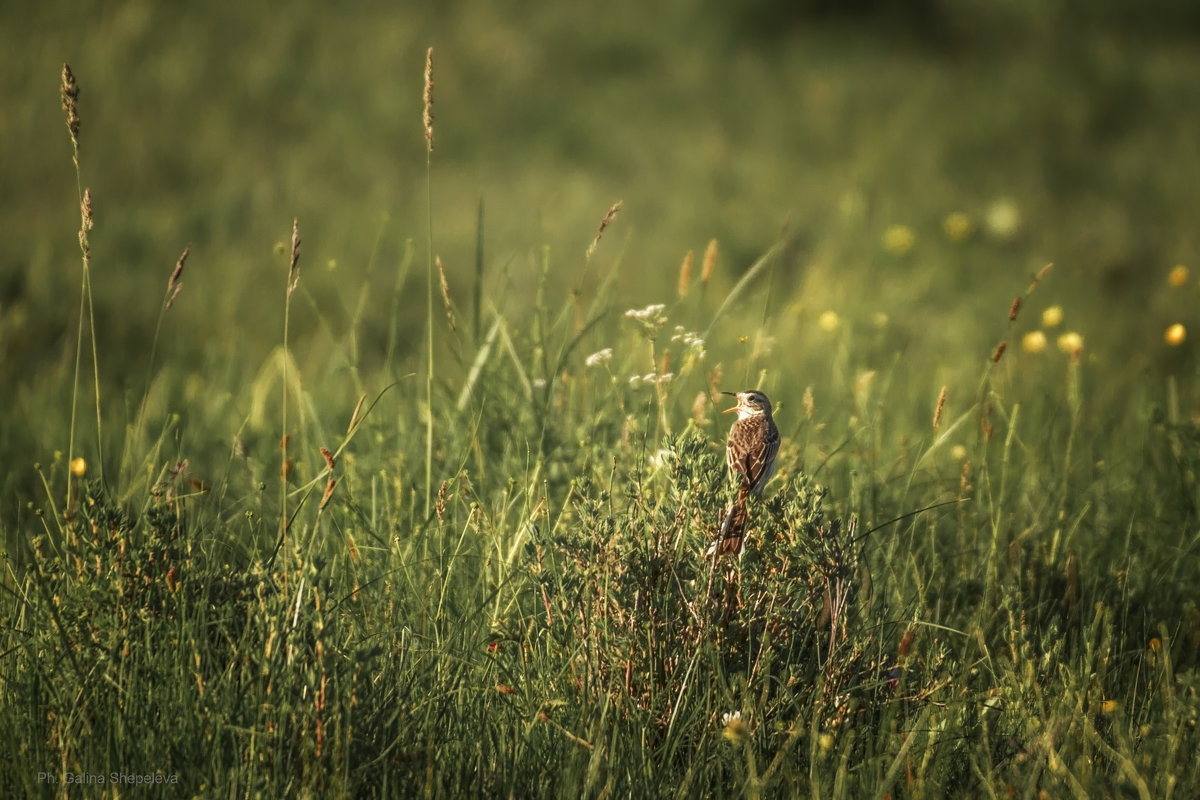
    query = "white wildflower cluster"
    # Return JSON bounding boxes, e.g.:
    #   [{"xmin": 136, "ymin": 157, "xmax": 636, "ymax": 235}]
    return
[
  {"xmin": 721, "ymin": 711, "xmax": 742, "ymax": 726},
  {"xmin": 584, "ymin": 348, "xmax": 613, "ymax": 368},
  {"xmin": 624, "ymin": 303, "xmax": 666, "ymax": 321},
  {"xmin": 670, "ymin": 326, "xmax": 706, "ymax": 359},
  {"xmin": 624, "ymin": 303, "xmax": 668, "ymax": 337}
]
